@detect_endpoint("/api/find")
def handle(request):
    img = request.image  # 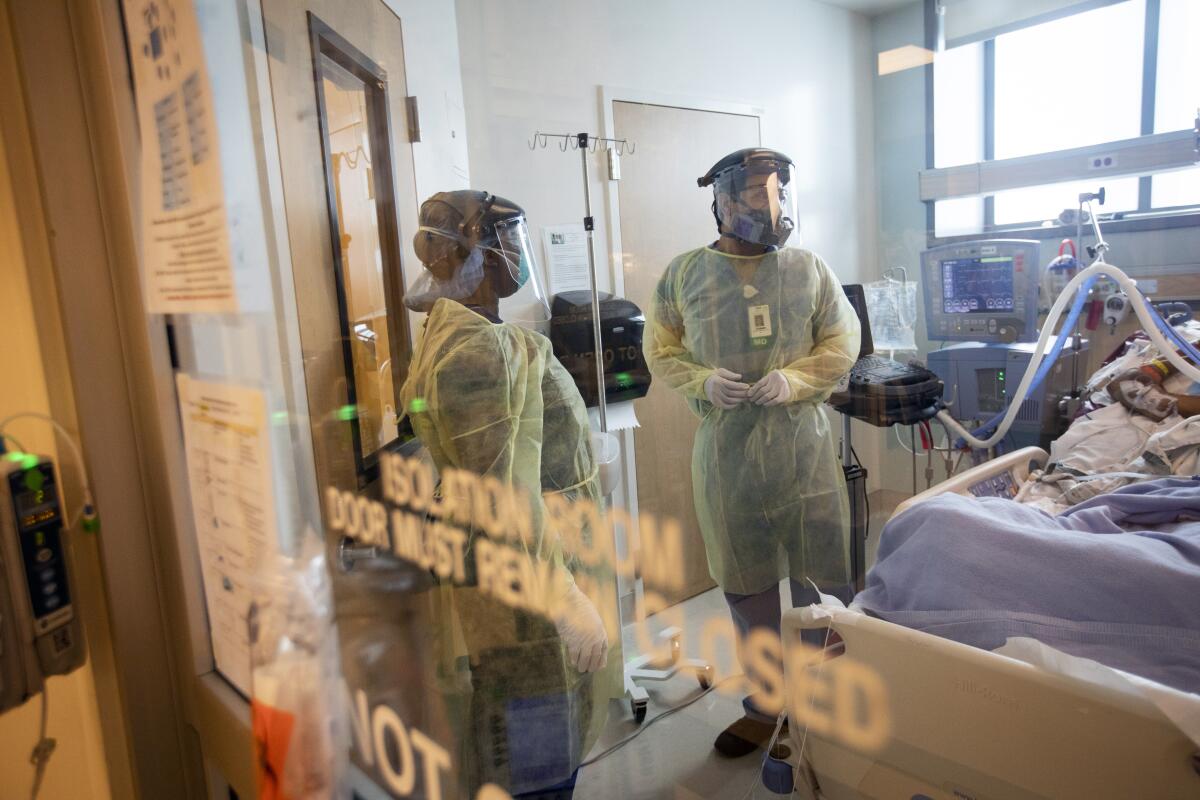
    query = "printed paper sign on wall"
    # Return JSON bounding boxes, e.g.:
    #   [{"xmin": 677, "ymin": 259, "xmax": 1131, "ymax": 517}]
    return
[{"xmin": 123, "ymin": 0, "xmax": 237, "ymax": 312}]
